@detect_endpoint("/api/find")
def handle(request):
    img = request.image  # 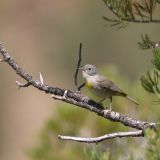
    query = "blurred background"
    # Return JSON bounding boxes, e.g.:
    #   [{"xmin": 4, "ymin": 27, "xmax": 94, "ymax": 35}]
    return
[{"xmin": 0, "ymin": 0, "xmax": 160, "ymax": 160}]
